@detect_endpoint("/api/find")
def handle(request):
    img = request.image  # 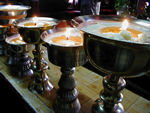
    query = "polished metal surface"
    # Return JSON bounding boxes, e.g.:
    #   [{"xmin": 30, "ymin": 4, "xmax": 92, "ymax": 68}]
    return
[
  {"xmin": 5, "ymin": 34, "xmax": 29, "ymax": 53},
  {"xmin": 41, "ymin": 28, "xmax": 87, "ymax": 67},
  {"xmin": 71, "ymin": 15, "xmax": 150, "ymax": 77},
  {"xmin": 71, "ymin": 15, "xmax": 150, "ymax": 113},
  {"xmin": 5, "ymin": 34, "xmax": 31, "ymax": 65},
  {"xmin": 5, "ymin": 34, "xmax": 33, "ymax": 78},
  {"xmin": 0, "ymin": 5, "xmax": 31, "ymax": 25},
  {"xmin": 16, "ymin": 17, "xmax": 58, "ymax": 94},
  {"xmin": 0, "ymin": 25, "xmax": 7, "ymax": 35},
  {"xmin": 41, "ymin": 27, "xmax": 87, "ymax": 113},
  {"xmin": 16, "ymin": 17, "xmax": 58, "ymax": 44}
]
